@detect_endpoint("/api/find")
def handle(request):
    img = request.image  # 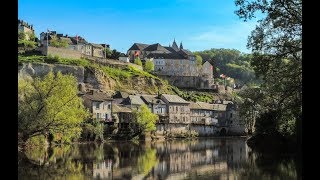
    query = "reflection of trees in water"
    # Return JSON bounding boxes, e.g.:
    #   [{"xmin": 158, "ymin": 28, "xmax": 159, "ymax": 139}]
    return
[
  {"xmin": 18, "ymin": 145, "xmax": 86, "ymax": 179},
  {"xmin": 238, "ymin": 152, "xmax": 298, "ymax": 179}
]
